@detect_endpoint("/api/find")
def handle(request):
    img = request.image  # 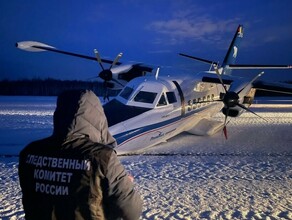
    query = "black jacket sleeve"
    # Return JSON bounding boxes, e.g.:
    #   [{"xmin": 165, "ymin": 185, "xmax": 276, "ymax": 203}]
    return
[{"xmin": 103, "ymin": 151, "xmax": 142, "ymax": 220}]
